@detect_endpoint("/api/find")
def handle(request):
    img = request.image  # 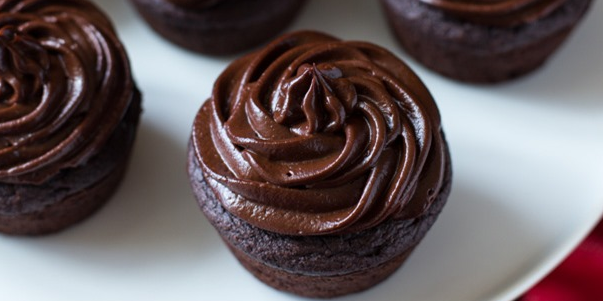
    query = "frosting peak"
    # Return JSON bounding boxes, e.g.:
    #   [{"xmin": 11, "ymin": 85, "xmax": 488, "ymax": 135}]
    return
[
  {"xmin": 0, "ymin": 26, "xmax": 47, "ymax": 106},
  {"xmin": 272, "ymin": 64, "xmax": 355, "ymax": 136},
  {"xmin": 192, "ymin": 31, "xmax": 447, "ymax": 236},
  {"xmin": 420, "ymin": 0, "xmax": 568, "ymax": 26}
]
